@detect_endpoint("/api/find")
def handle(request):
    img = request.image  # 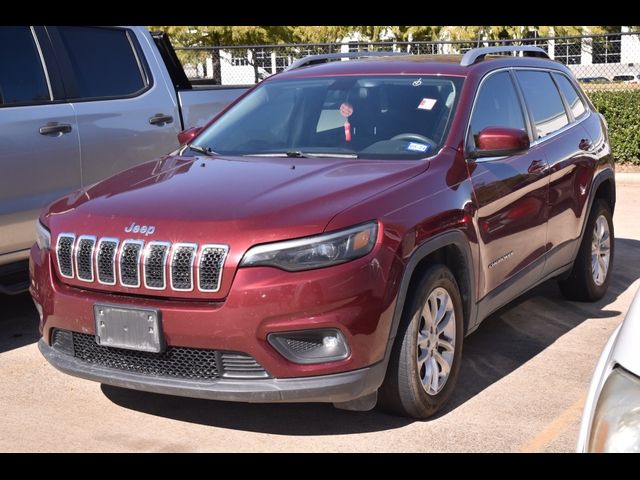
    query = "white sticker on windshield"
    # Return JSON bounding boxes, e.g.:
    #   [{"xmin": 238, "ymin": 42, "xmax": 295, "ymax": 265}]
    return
[
  {"xmin": 406, "ymin": 142, "xmax": 429, "ymax": 153},
  {"xmin": 418, "ymin": 98, "xmax": 437, "ymax": 110}
]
